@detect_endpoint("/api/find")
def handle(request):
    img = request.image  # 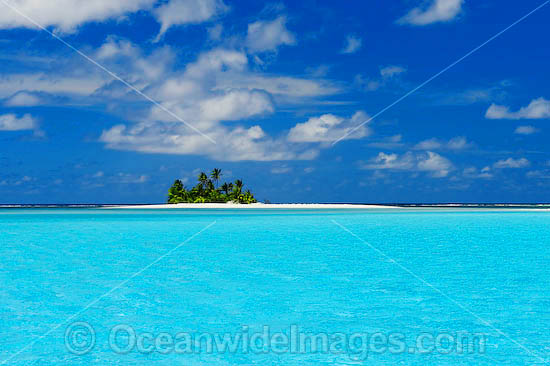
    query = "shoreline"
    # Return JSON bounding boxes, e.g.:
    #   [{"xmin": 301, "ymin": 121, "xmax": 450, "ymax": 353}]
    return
[
  {"xmin": 105, "ymin": 202, "xmax": 550, "ymax": 210},
  {"xmin": 107, "ymin": 203, "xmax": 399, "ymax": 209}
]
